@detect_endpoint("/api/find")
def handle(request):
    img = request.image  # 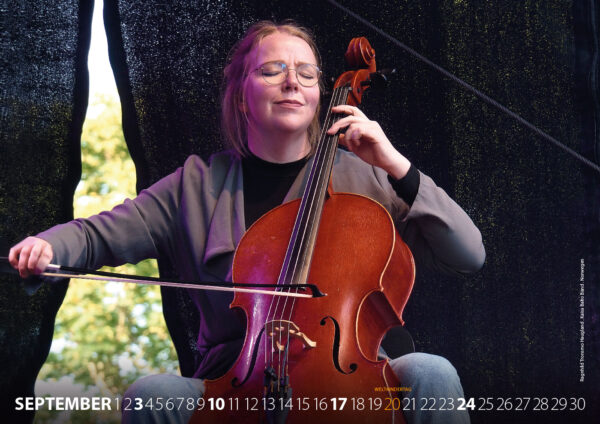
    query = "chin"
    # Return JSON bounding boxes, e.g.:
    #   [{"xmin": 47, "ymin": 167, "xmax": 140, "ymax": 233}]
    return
[{"xmin": 272, "ymin": 118, "xmax": 312, "ymax": 133}]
